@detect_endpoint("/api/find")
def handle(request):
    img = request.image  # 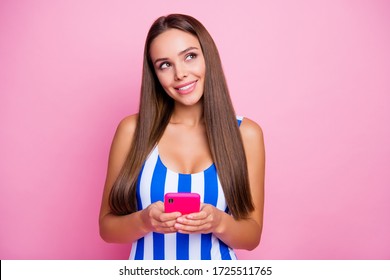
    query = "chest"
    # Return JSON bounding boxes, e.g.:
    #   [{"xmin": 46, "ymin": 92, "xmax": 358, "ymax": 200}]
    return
[
  {"xmin": 158, "ymin": 124, "xmax": 213, "ymax": 174},
  {"xmin": 137, "ymin": 145, "xmax": 227, "ymax": 211}
]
